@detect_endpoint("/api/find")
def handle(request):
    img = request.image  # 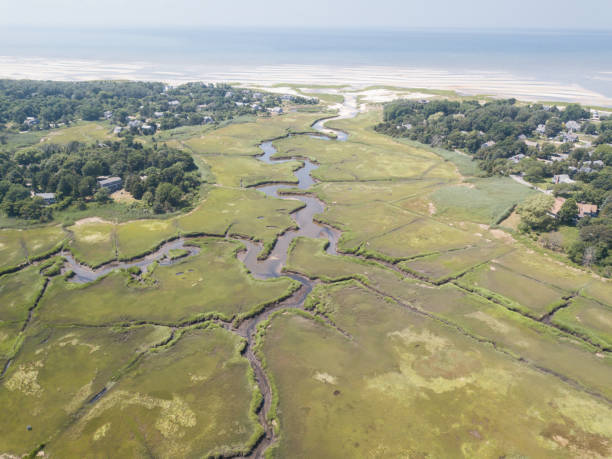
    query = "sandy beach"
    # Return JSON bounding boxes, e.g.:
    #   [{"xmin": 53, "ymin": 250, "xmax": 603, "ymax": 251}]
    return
[{"xmin": 1, "ymin": 55, "xmax": 612, "ymax": 107}]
